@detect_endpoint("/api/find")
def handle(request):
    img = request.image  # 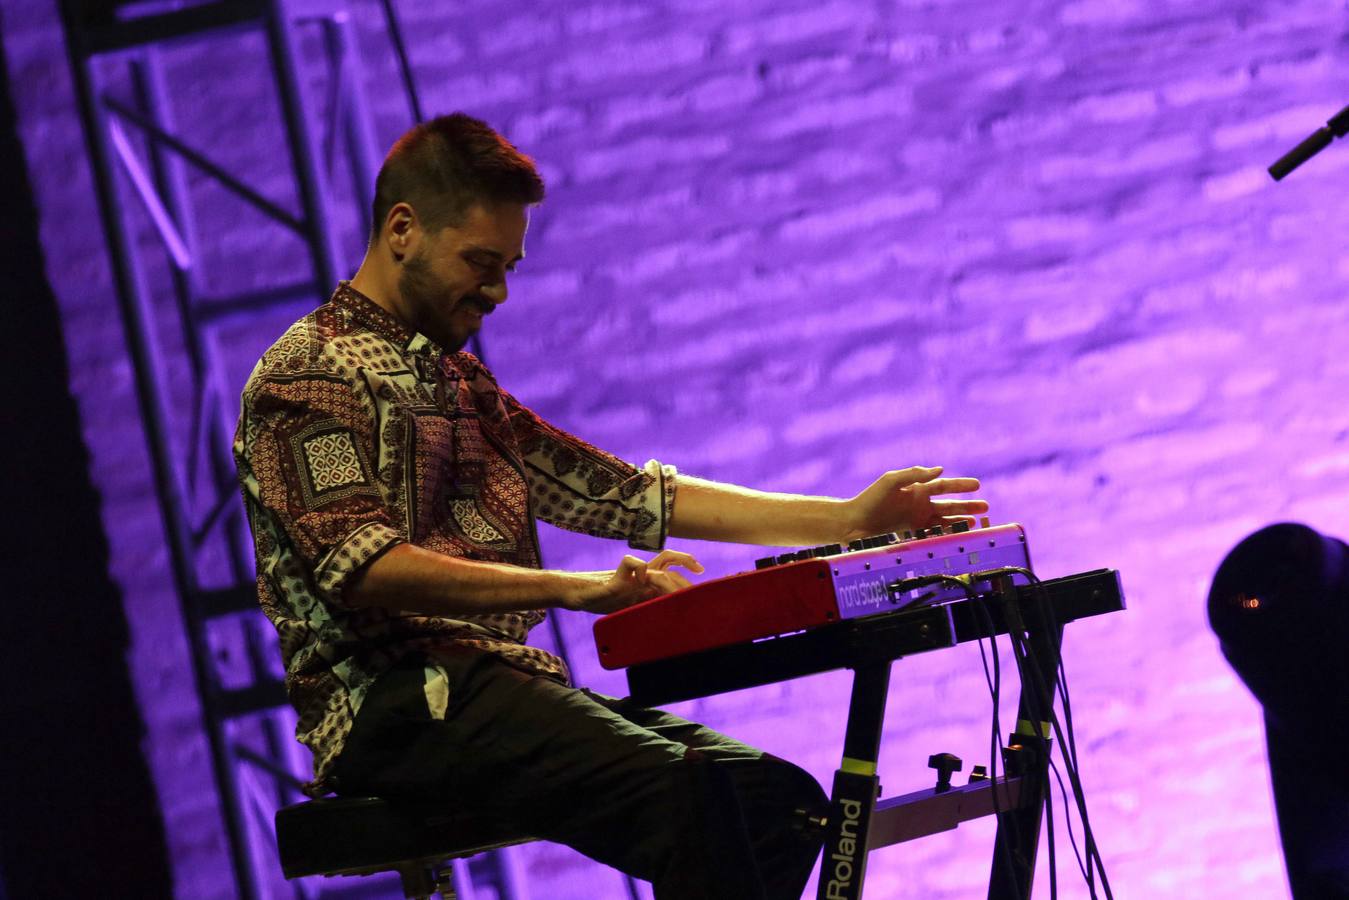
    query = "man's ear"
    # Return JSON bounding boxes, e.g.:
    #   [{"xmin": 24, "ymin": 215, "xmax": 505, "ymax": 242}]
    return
[{"xmin": 384, "ymin": 202, "xmax": 417, "ymax": 262}]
